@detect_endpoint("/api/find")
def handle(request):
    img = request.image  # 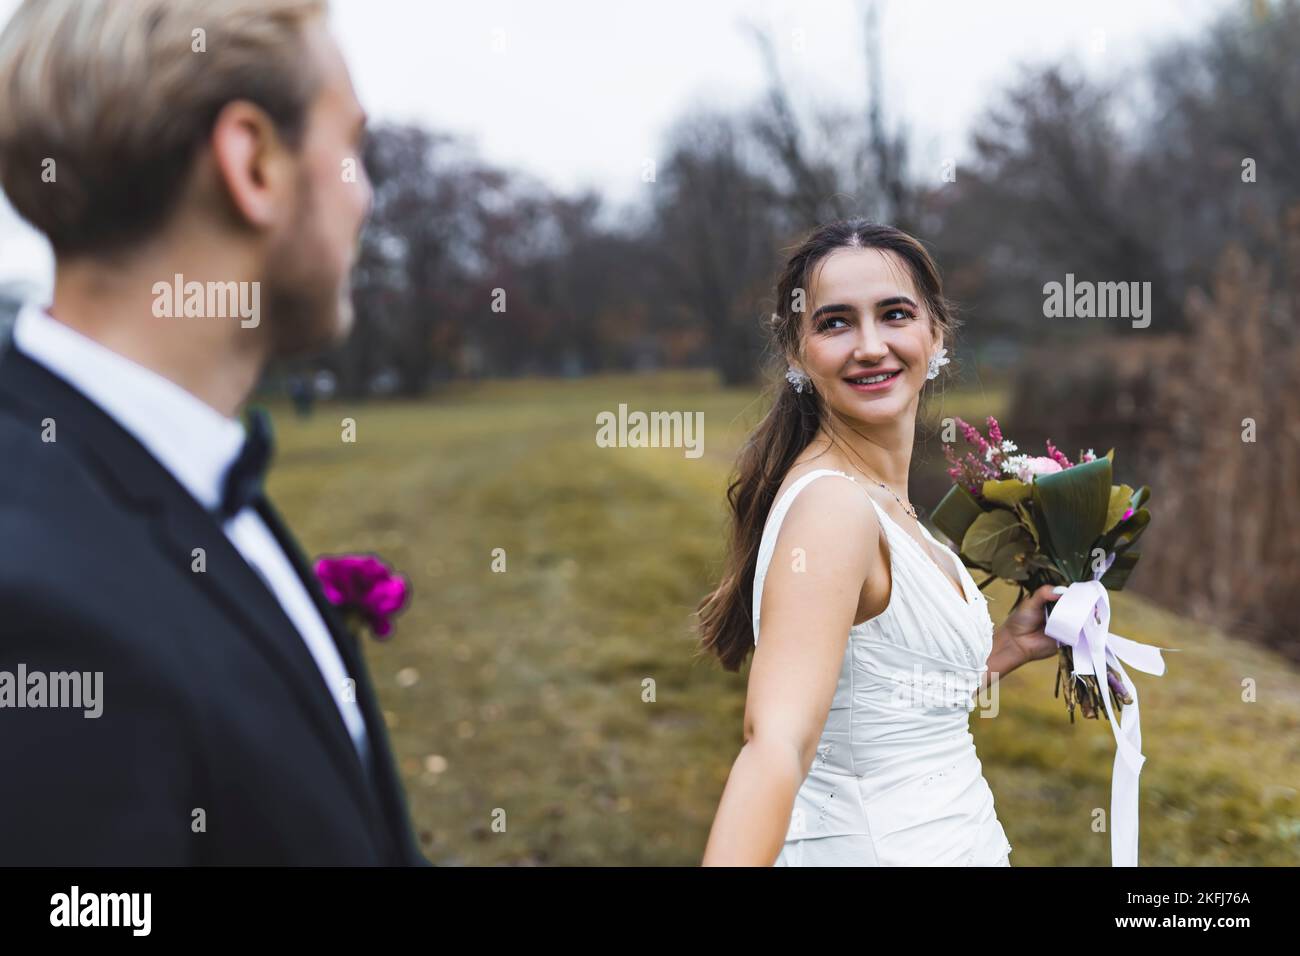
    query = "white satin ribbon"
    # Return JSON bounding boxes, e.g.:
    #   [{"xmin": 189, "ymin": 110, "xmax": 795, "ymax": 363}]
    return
[{"xmin": 1042, "ymin": 572, "xmax": 1169, "ymax": 867}]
